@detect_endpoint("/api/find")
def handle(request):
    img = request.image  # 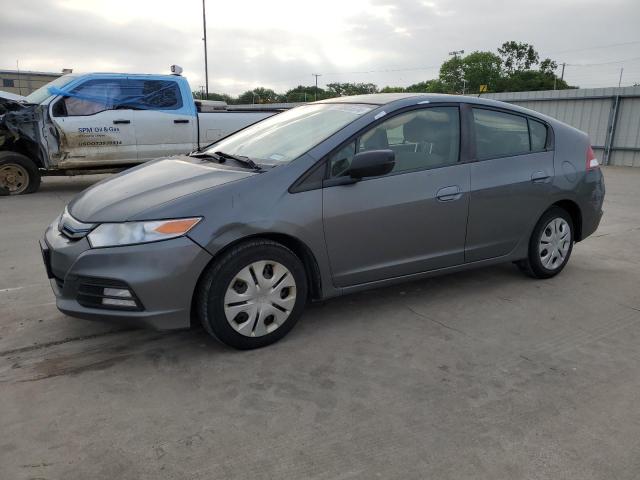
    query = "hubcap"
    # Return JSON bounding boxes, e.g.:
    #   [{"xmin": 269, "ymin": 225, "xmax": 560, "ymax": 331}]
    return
[
  {"xmin": 539, "ymin": 217, "xmax": 571, "ymax": 270},
  {"xmin": 223, "ymin": 260, "xmax": 297, "ymax": 337},
  {"xmin": 0, "ymin": 163, "xmax": 29, "ymax": 194}
]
